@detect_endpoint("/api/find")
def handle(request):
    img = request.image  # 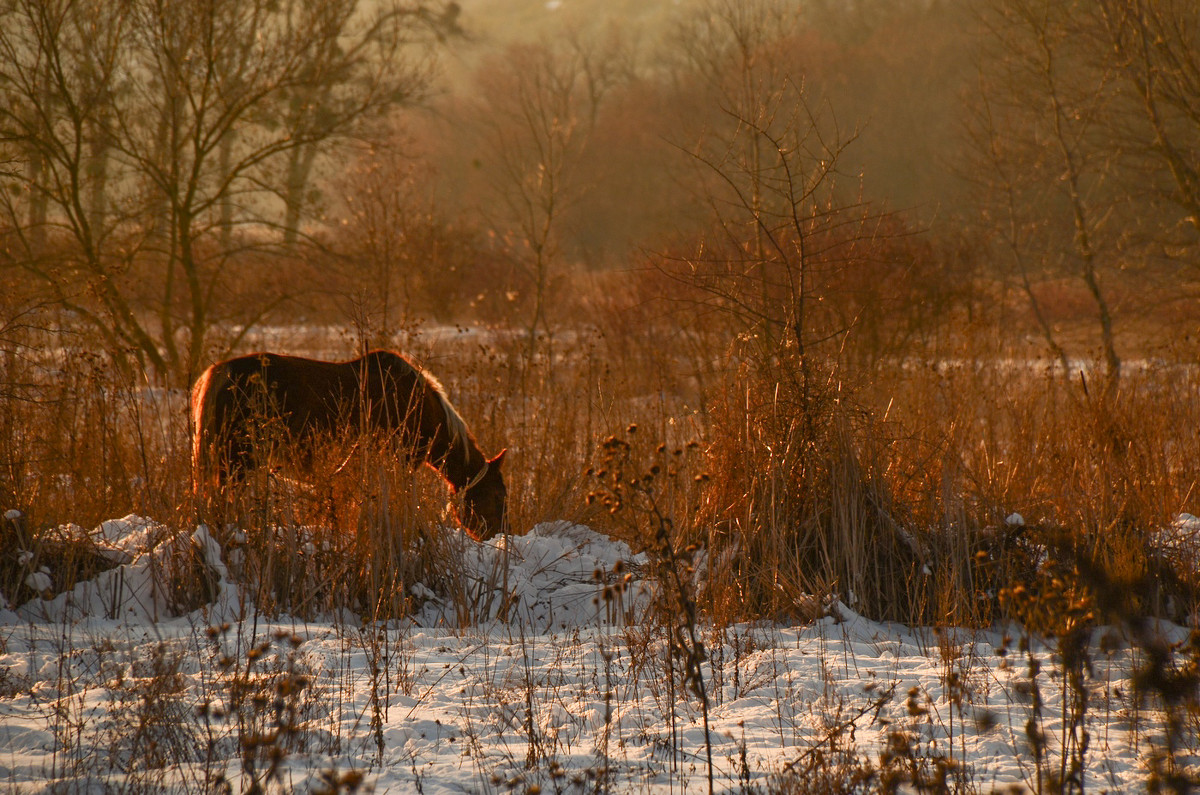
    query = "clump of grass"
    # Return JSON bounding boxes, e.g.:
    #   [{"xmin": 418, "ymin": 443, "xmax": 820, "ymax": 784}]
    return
[
  {"xmin": 0, "ymin": 325, "xmax": 195, "ymax": 612},
  {"xmin": 874, "ymin": 356, "xmax": 1200, "ymax": 625},
  {"xmin": 0, "ymin": 338, "xmax": 189, "ymax": 531},
  {"xmin": 695, "ymin": 359, "xmax": 933, "ymax": 625},
  {"xmin": 684, "ymin": 338, "xmax": 1200, "ymax": 630}
]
